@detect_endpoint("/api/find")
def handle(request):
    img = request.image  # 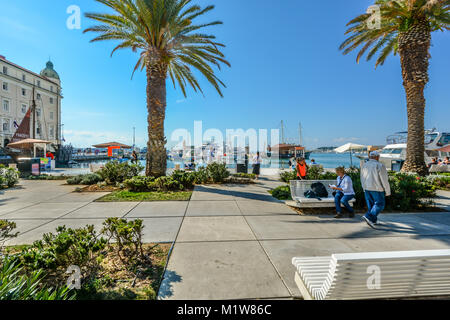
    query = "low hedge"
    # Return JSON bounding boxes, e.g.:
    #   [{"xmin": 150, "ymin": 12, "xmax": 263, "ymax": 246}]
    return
[{"xmin": 273, "ymin": 169, "xmax": 438, "ymax": 212}]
